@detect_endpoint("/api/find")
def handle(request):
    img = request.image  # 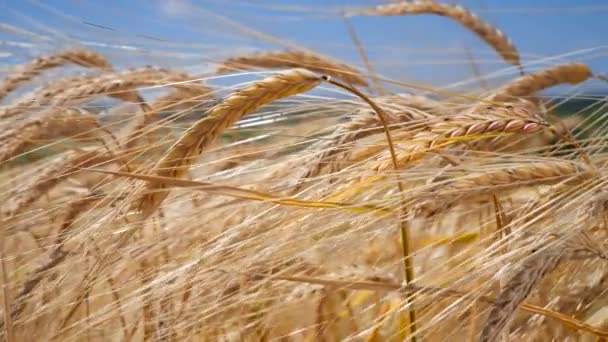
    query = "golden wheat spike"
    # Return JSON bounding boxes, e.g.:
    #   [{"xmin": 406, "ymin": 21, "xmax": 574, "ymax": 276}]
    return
[
  {"xmin": 349, "ymin": 1, "xmax": 521, "ymax": 67},
  {"xmin": 0, "ymin": 48, "xmax": 112, "ymax": 101},
  {"xmin": 134, "ymin": 68, "xmax": 322, "ymax": 218},
  {"xmin": 216, "ymin": 49, "xmax": 368, "ymax": 87},
  {"xmin": 490, "ymin": 63, "xmax": 593, "ymax": 101}
]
